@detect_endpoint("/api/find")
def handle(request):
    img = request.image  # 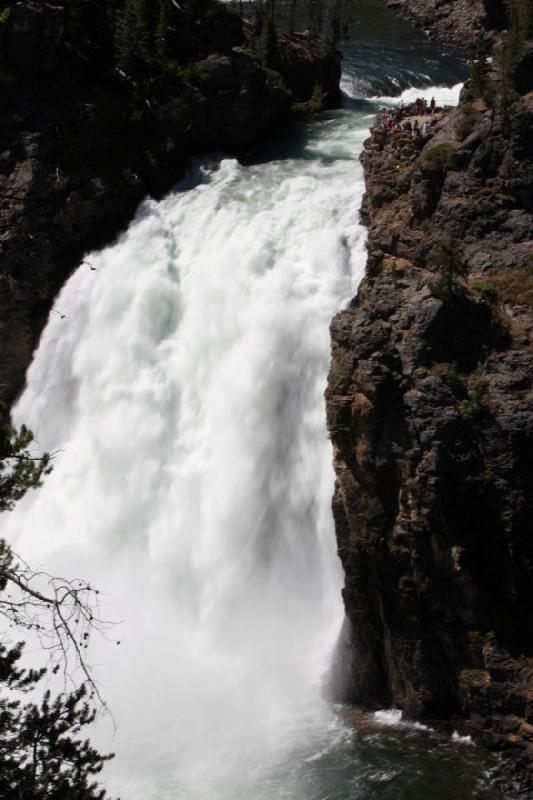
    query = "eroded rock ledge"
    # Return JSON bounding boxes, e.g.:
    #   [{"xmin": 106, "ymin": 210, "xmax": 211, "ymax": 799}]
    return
[{"xmin": 327, "ymin": 64, "xmax": 533, "ymax": 800}]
